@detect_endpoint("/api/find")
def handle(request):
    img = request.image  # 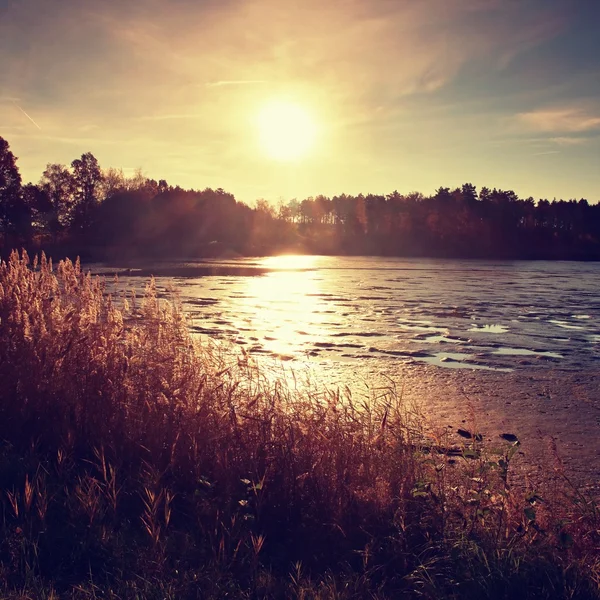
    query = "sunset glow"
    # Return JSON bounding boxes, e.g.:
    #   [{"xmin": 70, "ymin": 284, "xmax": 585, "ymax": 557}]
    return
[
  {"xmin": 256, "ymin": 100, "xmax": 318, "ymax": 161},
  {"xmin": 2, "ymin": 0, "xmax": 600, "ymax": 594},
  {"xmin": 1, "ymin": 0, "xmax": 599, "ymax": 202}
]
